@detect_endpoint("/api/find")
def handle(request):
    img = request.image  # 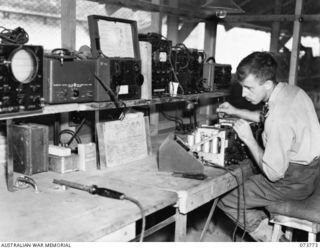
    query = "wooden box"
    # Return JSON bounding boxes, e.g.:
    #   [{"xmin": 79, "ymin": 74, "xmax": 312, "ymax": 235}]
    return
[{"xmin": 11, "ymin": 123, "xmax": 49, "ymax": 175}]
